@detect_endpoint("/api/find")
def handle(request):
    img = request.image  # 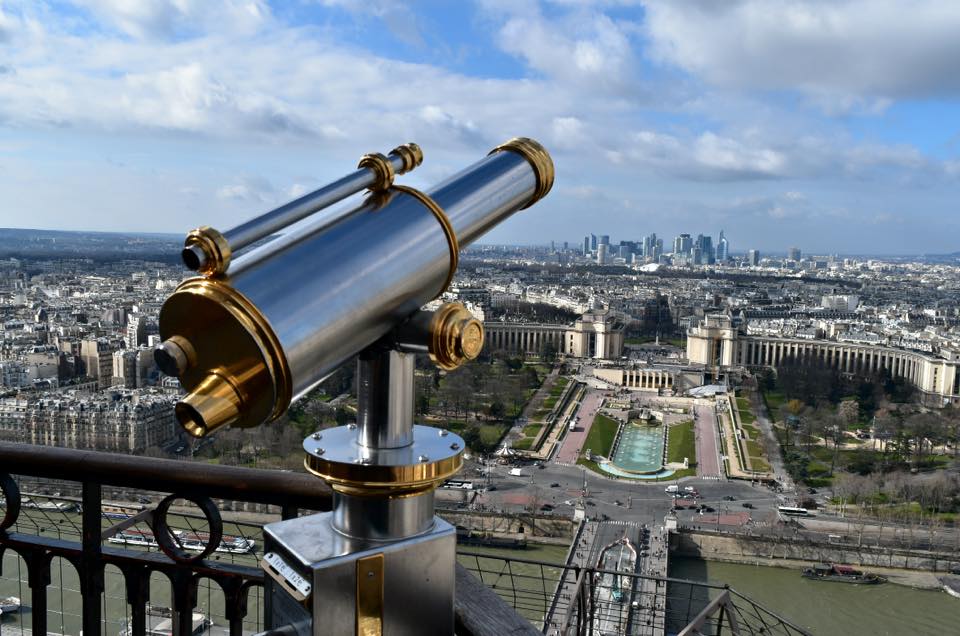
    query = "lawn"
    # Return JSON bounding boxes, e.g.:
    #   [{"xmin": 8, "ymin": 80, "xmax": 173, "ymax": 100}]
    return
[
  {"xmin": 549, "ymin": 377, "xmax": 569, "ymax": 396},
  {"xmin": 522, "ymin": 424, "xmax": 543, "ymax": 437},
  {"xmin": 744, "ymin": 439, "xmax": 764, "ymax": 458},
  {"xmin": 512, "ymin": 438, "xmax": 534, "ymax": 450},
  {"xmin": 542, "ymin": 396, "xmax": 558, "ymax": 410},
  {"xmin": 581, "ymin": 413, "xmax": 619, "ymax": 459},
  {"xmin": 667, "ymin": 420, "xmax": 697, "ymax": 466},
  {"xmin": 762, "ymin": 390, "xmax": 786, "ymax": 417}
]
